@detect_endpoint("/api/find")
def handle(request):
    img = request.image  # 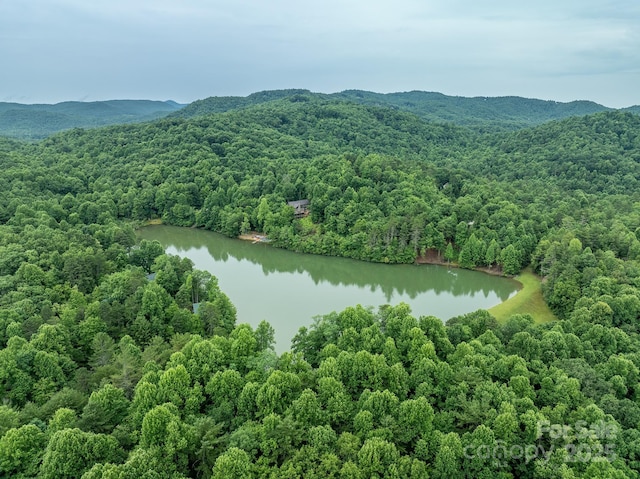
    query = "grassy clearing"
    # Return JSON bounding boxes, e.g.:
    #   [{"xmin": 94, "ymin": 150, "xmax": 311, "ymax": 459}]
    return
[{"xmin": 488, "ymin": 269, "xmax": 557, "ymax": 324}]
